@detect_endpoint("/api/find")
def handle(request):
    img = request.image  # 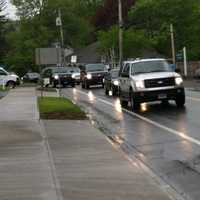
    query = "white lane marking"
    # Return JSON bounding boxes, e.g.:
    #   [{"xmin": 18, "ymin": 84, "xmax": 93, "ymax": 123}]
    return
[{"xmin": 76, "ymin": 89, "xmax": 200, "ymax": 147}]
